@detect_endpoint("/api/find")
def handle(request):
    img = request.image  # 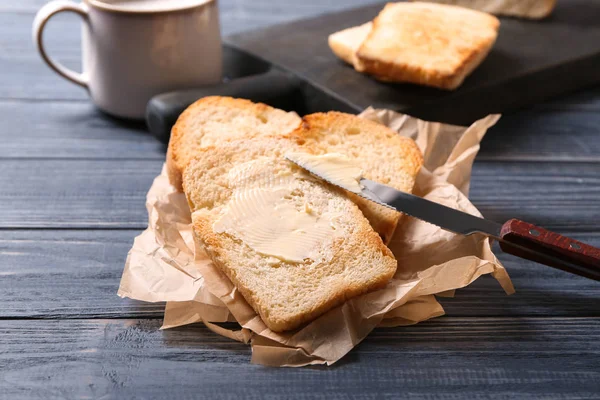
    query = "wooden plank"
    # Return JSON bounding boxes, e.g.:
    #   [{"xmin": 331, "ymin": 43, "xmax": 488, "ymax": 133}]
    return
[
  {"xmin": 0, "ymin": 230, "xmax": 164, "ymax": 319},
  {"xmin": 2, "ymin": 98, "xmax": 600, "ymax": 160},
  {"xmin": 441, "ymin": 235, "xmax": 600, "ymax": 317},
  {"xmin": 0, "ymin": 159, "xmax": 162, "ymax": 229},
  {"xmin": 2, "ymin": 1, "xmax": 598, "ymax": 396},
  {"xmin": 0, "ymin": 58, "xmax": 87, "ymax": 101},
  {"xmin": 1, "ymin": 0, "xmax": 383, "ymax": 17},
  {"xmin": 469, "ymin": 161, "xmax": 600, "ymax": 229},
  {"xmin": 0, "ymin": 159, "xmax": 598, "ymax": 229},
  {"xmin": 480, "ymin": 106, "xmax": 600, "ymax": 161},
  {"xmin": 0, "ymin": 230, "xmax": 598, "ymax": 320},
  {"xmin": 1, "ymin": 318, "xmax": 599, "ymax": 399},
  {"xmin": 0, "ymin": 13, "xmax": 84, "ymax": 100},
  {"xmin": 0, "ymin": 100, "xmax": 164, "ymax": 160}
]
